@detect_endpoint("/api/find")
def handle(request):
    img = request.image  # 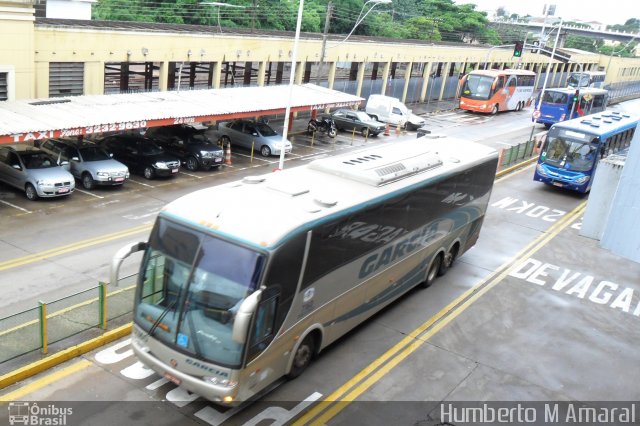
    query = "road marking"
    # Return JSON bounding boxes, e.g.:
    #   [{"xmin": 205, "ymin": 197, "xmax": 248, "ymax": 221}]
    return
[
  {"xmin": 0, "ymin": 199, "xmax": 31, "ymax": 213},
  {"xmin": 179, "ymin": 171, "xmax": 202, "ymax": 179},
  {"xmin": 0, "ymin": 359, "xmax": 92, "ymax": 401},
  {"xmin": 127, "ymin": 179, "xmax": 154, "ymax": 188},
  {"xmin": 0, "ymin": 223, "xmax": 152, "ymax": 272},
  {"xmin": 74, "ymin": 188, "xmax": 104, "ymax": 199},
  {"xmin": 294, "ymin": 201, "xmax": 587, "ymax": 425}
]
